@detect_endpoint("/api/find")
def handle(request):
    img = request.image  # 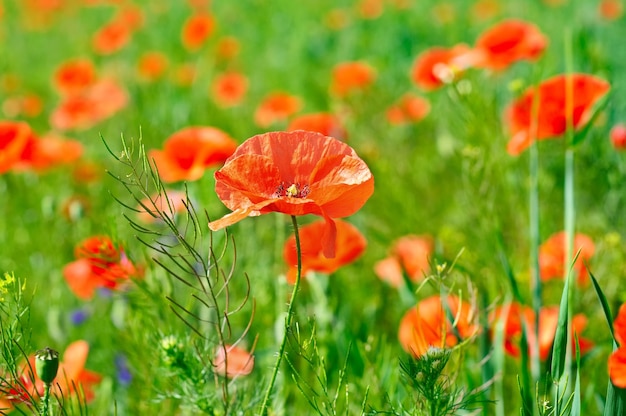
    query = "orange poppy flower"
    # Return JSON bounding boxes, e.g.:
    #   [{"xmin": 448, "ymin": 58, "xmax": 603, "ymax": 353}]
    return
[
  {"xmin": 538, "ymin": 231, "xmax": 595, "ymax": 285},
  {"xmin": 330, "ymin": 61, "xmax": 376, "ymax": 97},
  {"xmin": 610, "ymin": 123, "xmax": 626, "ymax": 150},
  {"xmin": 216, "ymin": 36, "xmax": 241, "ymax": 60},
  {"xmin": 63, "ymin": 236, "xmax": 141, "ymax": 300},
  {"xmin": 181, "ymin": 13, "xmax": 214, "ymax": 51},
  {"xmin": 411, "ymin": 44, "xmax": 473, "ymax": 91},
  {"xmin": 137, "ymin": 190, "xmax": 188, "ymax": 223},
  {"xmin": 210, "ymin": 71, "xmax": 248, "ymax": 108},
  {"xmin": 0, "ymin": 340, "xmax": 101, "ymax": 411},
  {"xmin": 208, "ymin": 131, "xmax": 374, "ymax": 258},
  {"xmin": 357, "ymin": 0, "xmax": 384, "ymax": 19},
  {"xmin": 386, "ymin": 93, "xmax": 431, "ymax": 125},
  {"xmin": 287, "ymin": 112, "xmax": 347, "ymax": 141},
  {"xmin": 374, "ymin": 235, "xmax": 433, "ymax": 287},
  {"xmin": 491, "ymin": 303, "xmax": 593, "ymax": 360},
  {"xmin": 137, "ymin": 51, "xmax": 169, "ymax": 81},
  {"xmin": 609, "ymin": 304, "xmax": 626, "ymax": 387},
  {"xmin": 92, "ymin": 19, "xmax": 132, "ymax": 55},
  {"xmin": 600, "ymin": 0, "xmax": 623, "ymax": 20},
  {"xmin": 473, "ymin": 19, "xmax": 547, "ymax": 71},
  {"xmin": 2, "ymin": 93, "xmax": 44, "ymax": 118},
  {"xmin": 283, "ymin": 219, "xmax": 366, "ymax": 284},
  {"xmin": 505, "ymin": 73, "xmax": 610, "ymax": 155},
  {"xmin": 15, "ymin": 133, "xmax": 83, "ymax": 172},
  {"xmin": 53, "ymin": 59, "xmax": 97, "ymax": 96},
  {"xmin": 50, "ymin": 78, "xmax": 128, "ymax": 131},
  {"xmin": 115, "ymin": 4, "xmax": 144, "ymax": 31},
  {"xmin": 0, "ymin": 120, "xmax": 35, "ymax": 174},
  {"xmin": 213, "ymin": 345, "xmax": 254, "ymax": 378},
  {"xmin": 399, "ymin": 295, "xmax": 477, "ymax": 357},
  {"xmin": 254, "ymin": 92, "xmax": 302, "ymax": 128},
  {"xmin": 149, "ymin": 127, "xmax": 237, "ymax": 183}
]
